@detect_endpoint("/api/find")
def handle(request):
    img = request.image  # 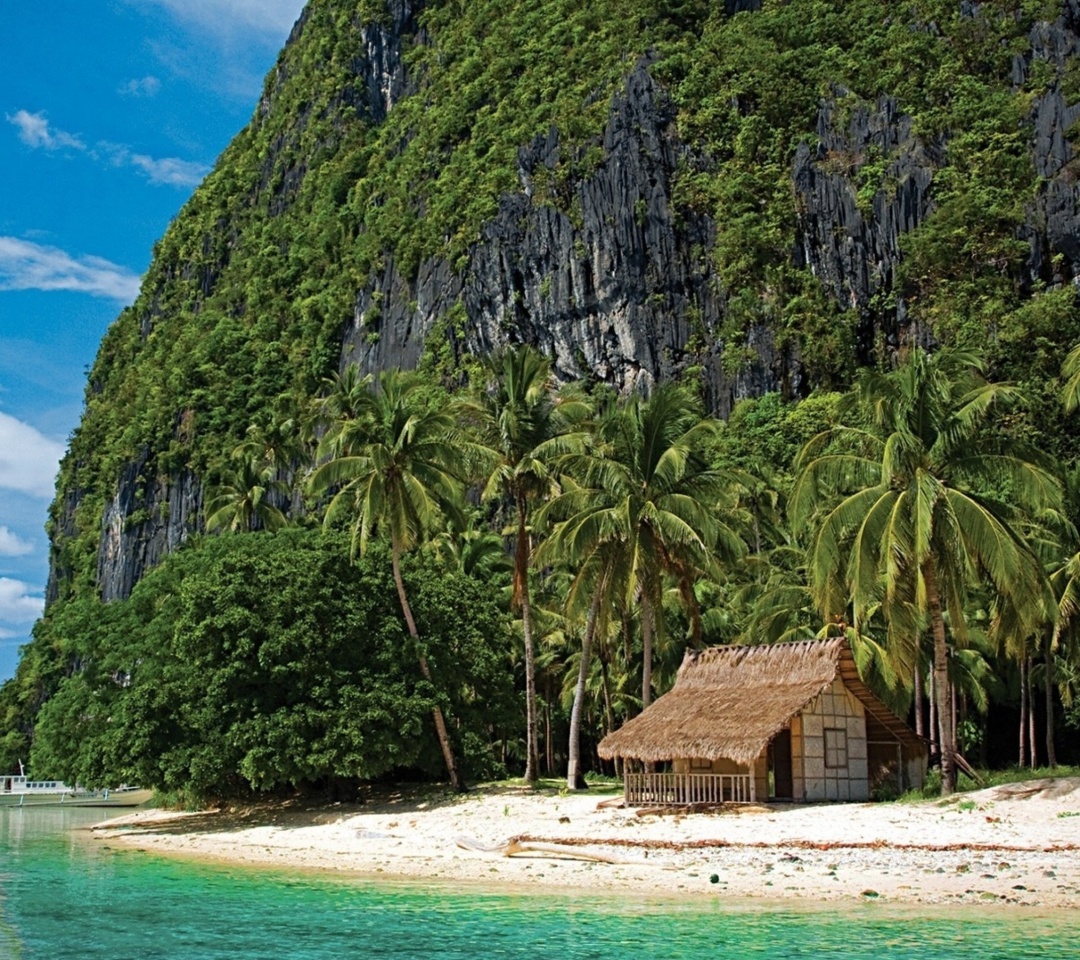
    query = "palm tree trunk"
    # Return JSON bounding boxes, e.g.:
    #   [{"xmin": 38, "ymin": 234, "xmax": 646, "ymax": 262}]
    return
[
  {"xmin": 1019, "ymin": 654, "xmax": 1028, "ymax": 768},
  {"xmin": 913, "ymin": 661, "xmax": 924, "ymax": 738},
  {"xmin": 928, "ymin": 669, "xmax": 937, "ymax": 752},
  {"xmin": 924, "ymin": 561, "xmax": 956, "ymax": 795},
  {"xmin": 392, "ymin": 545, "xmax": 465, "ymax": 793},
  {"xmin": 544, "ymin": 690, "xmax": 554, "ymax": 776},
  {"xmin": 567, "ymin": 586, "xmax": 603, "ymax": 791},
  {"xmin": 515, "ymin": 496, "xmax": 540, "ymax": 784},
  {"xmin": 1046, "ymin": 632, "xmax": 1058, "ymax": 769},
  {"xmin": 641, "ymin": 590, "xmax": 655, "ymax": 710},
  {"xmin": 1027, "ymin": 656, "xmax": 1038, "ymax": 769}
]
